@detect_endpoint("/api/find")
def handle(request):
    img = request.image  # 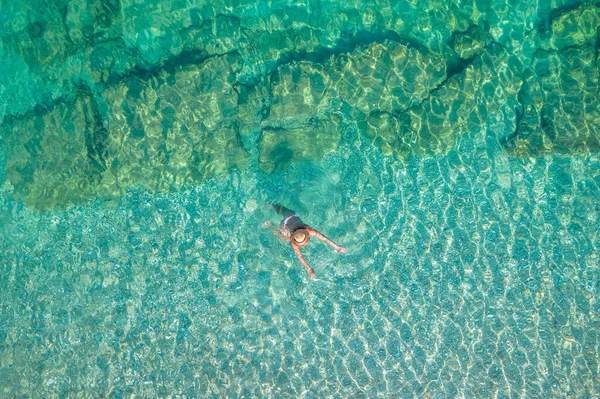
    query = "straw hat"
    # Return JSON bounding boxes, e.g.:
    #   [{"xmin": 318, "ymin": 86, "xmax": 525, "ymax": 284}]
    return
[{"xmin": 292, "ymin": 229, "xmax": 310, "ymax": 247}]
